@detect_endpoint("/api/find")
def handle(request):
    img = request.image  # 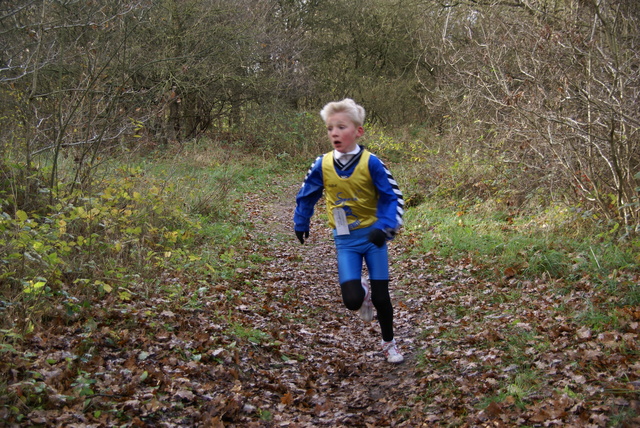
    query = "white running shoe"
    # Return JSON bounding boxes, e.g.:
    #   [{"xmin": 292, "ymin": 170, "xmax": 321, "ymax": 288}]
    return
[
  {"xmin": 382, "ymin": 339, "xmax": 404, "ymax": 363},
  {"xmin": 358, "ymin": 276, "xmax": 374, "ymax": 322}
]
